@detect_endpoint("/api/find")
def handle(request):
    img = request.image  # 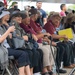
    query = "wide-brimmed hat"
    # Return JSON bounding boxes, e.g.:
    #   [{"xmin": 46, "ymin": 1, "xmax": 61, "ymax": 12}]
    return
[{"xmin": 0, "ymin": 11, "xmax": 10, "ymax": 18}]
